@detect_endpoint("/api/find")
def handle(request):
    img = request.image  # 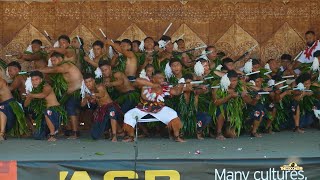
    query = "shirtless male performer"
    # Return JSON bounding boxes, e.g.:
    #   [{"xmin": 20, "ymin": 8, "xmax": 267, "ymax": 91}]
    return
[
  {"xmin": 82, "ymin": 74, "xmax": 123, "ymax": 142},
  {"xmin": 39, "ymin": 52, "xmax": 83, "ymax": 139},
  {"xmin": 0, "ymin": 77, "xmax": 27, "ymax": 140},
  {"xmin": 18, "ymin": 39, "xmax": 48, "ymax": 69},
  {"xmin": 105, "ymin": 38, "xmax": 138, "ymax": 79},
  {"xmin": 24, "ymin": 71, "xmax": 64, "ymax": 141}
]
